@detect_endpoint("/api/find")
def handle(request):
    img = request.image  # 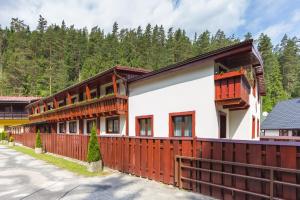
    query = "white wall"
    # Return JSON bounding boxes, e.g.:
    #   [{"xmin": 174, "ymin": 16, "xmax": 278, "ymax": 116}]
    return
[
  {"xmin": 99, "ymin": 115, "xmax": 126, "ymax": 136},
  {"xmin": 128, "ymin": 60, "xmax": 219, "ymax": 138},
  {"xmin": 264, "ymin": 130, "xmax": 280, "ymax": 136},
  {"xmin": 229, "ymin": 78, "xmax": 261, "ymax": 140},
  {"xmin": 100, "ymin": 80, "xmax": 126, "ymax": 97},
  {"xmin": 129, "ymin": 61, "xmax": 261, "ymax": 140},
  {"xmin": 264, "ymin": 130, "xmax": 293, "ymax": 137}
]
